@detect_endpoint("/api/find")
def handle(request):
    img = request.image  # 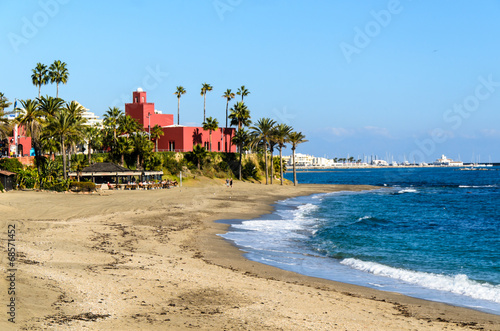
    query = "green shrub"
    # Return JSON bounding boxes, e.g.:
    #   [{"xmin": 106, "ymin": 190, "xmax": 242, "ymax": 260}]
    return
[
  {"xmin": 0, "ymin": 182, "xmax": 4, "ymax": 192},
  {"xmin": 69, "ymin": 181, "xmax": 96, "ymax": 192},
  {"xmin": 0, "ymin": 158, "xmax": 23, "ymax": 173}
]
